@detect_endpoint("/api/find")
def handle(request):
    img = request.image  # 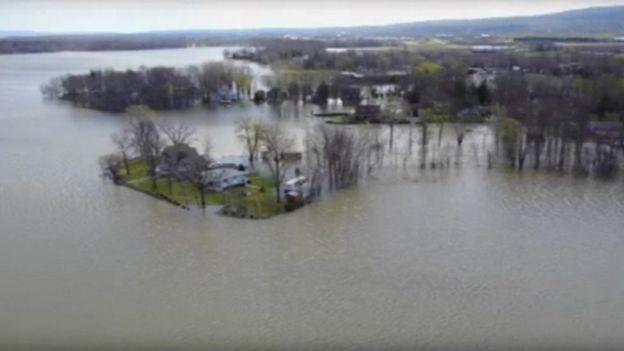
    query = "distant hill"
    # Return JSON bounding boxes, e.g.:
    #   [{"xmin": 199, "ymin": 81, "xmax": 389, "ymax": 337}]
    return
[
  {"xmin": 133, "ymin": 7, "xmax": 624, "ymax": 37},
  {"xmin": 0, "ymin": 30, "xmax": 39, "ymax": 38},
  {"xmin": 100, "ymin": 6, "xmax": 624, "ymax": 37},
  {"xmin": 2, "ymin": 6, "xmax": 624, "ymax": 54},
  {"xmin": 358, "ymin": 6, "xmax": 624, "ymax": 36}
]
